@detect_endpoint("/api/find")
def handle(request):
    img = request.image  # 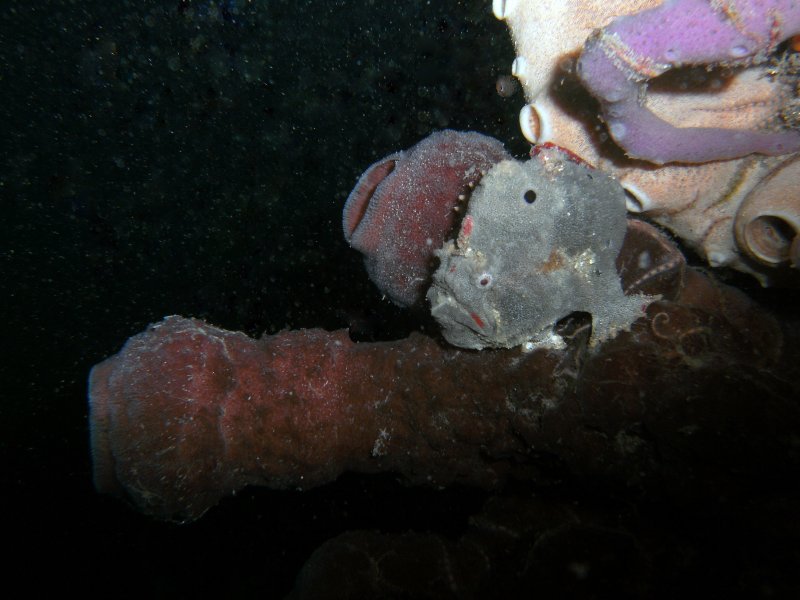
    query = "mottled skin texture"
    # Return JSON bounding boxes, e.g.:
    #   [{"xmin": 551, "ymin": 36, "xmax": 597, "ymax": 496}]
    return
[
  {"xmin": 429, "ymin": 148, "xmax": 651, "ymax": 350},
  {"xmin": 576, "ymin": 0, "xmax": 800, "ymax": 164}
]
